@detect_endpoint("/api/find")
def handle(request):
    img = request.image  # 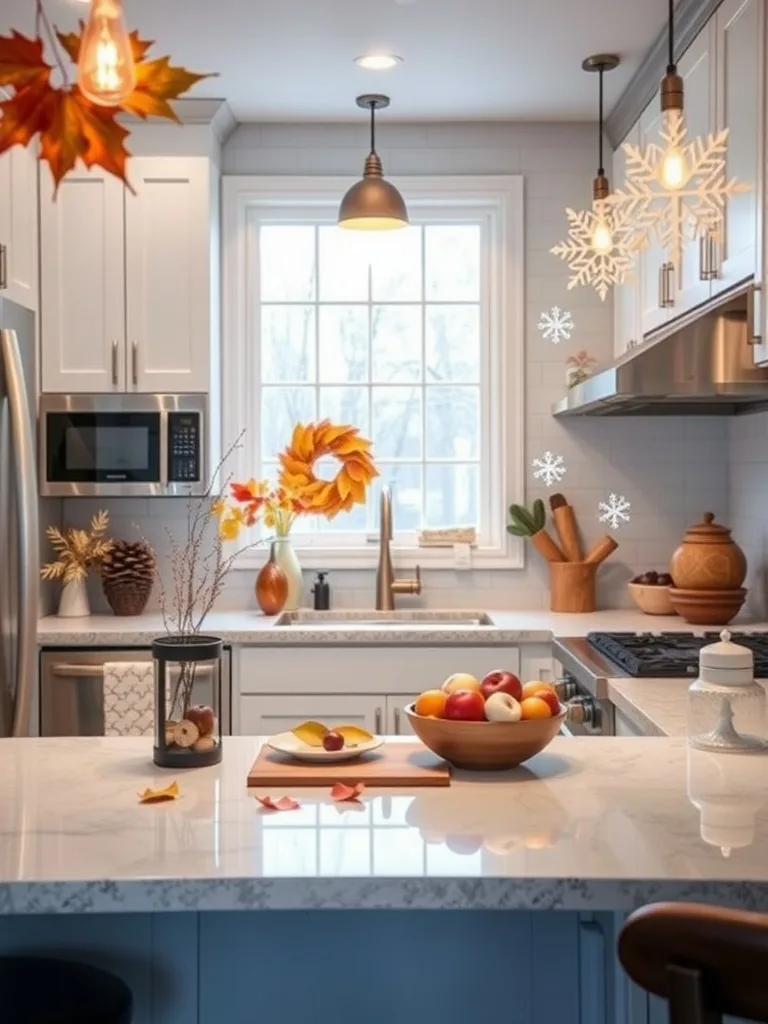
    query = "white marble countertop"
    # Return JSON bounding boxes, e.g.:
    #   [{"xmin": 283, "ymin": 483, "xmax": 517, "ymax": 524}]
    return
[
  {"xmin": 2, "ymin": 735, "xmax": 768, "ymax": 914},
  {"xmin": 37, "ymin": 608, "xmax": 767, "ymax": 646}
]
